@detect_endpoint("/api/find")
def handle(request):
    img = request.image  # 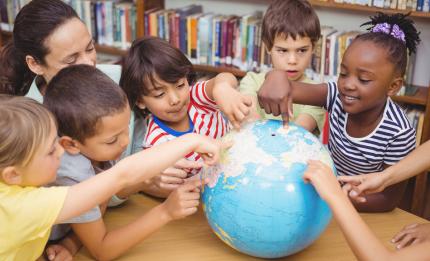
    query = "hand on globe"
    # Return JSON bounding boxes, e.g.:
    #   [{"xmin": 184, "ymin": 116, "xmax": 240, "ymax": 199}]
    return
[
  {"xmin": 152, "ymin": 159, "xmax": 203, "ymax": 191},
  {"xmin": 257, "ymin": 69, "xmax": 294, "ymax": 127},
  {"xmin": 303, "ymin": 160, "xmax": 343, "ymax": 203},
  {"xmin": 162, "ymin": 178, "xmax": 209, "ymax": 221}
]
